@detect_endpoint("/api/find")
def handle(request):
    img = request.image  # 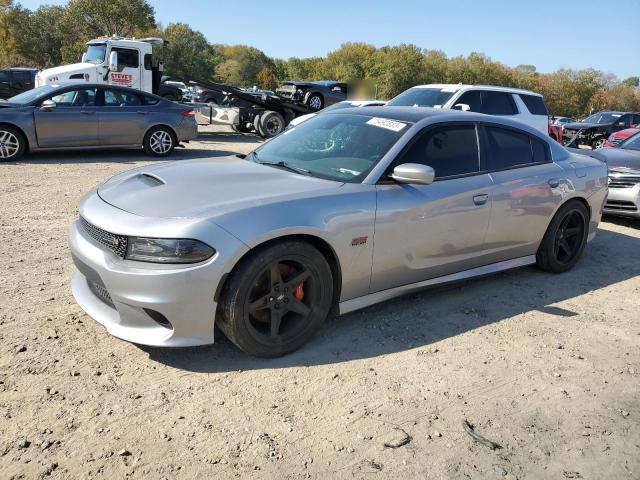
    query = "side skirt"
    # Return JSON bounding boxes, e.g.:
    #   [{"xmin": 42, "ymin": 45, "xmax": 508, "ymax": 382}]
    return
[{"xmin": 338, "ymin": 255, "xmax": 536, "ymax": 315}]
